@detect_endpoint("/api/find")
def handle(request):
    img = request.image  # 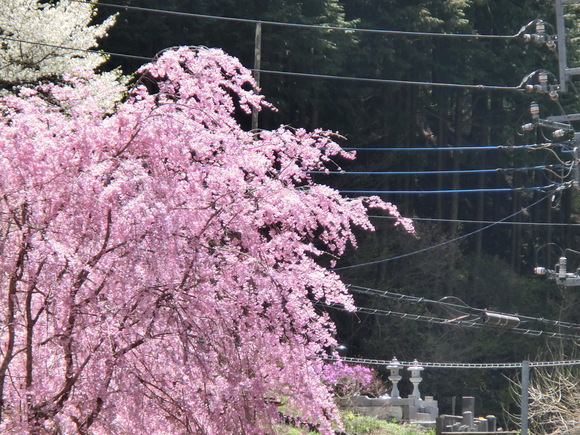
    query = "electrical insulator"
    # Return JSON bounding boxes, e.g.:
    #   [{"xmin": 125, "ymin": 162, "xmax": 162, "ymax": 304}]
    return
[
  {"xmin": 520, "ymin": 21, "xmax": 555, "ymax": 48},
  {"xmin": 534, "ymin": 266, "xmax": 547, "ymax": 275},
  {"xmin": 481, "ymin": 311, "xmax": 521, "ymax": 328},
  {"xmin": 532, "ymin": 33, "xmax": 547, "ymax": 43},
  {"xmin": 558, "ymin": 256, "xmax": 567, "ymax": 279},
  {"xmin": 538, "ymin": 72, "xmax": 548, "ymax": 83},
  {"xmin": 553, "ymin": 129, "xmax": 568, "ymax": 138},
  {"xmin": 530, "ymin": 102, "xmax": 540, "ymax": 118},
  {"xmin": 522, "ymin": 123, "xmax": 535, "ymax": 132},
  {"xmin": 525, "ymin": 84, "xmax": 545, "ymax": 92}
]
